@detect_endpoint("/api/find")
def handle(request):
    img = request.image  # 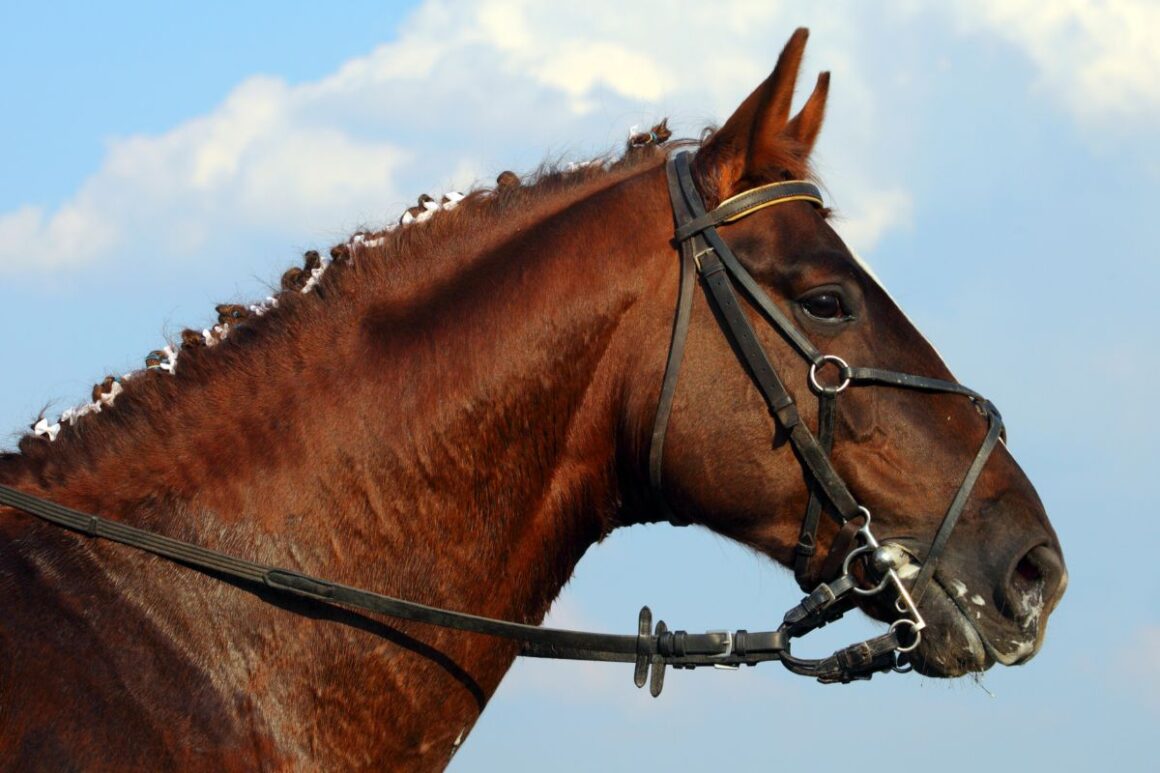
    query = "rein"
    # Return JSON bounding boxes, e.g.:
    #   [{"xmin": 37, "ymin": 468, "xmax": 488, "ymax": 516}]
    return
[{"xmin": 0, "ymin": 151, "xmax": 1005, "ymax": 694}]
